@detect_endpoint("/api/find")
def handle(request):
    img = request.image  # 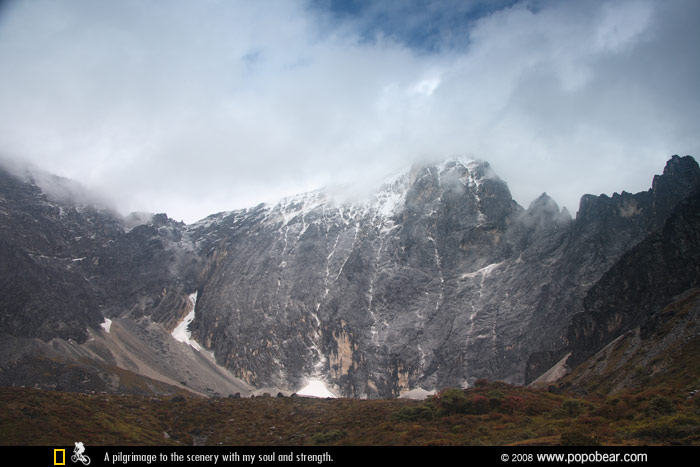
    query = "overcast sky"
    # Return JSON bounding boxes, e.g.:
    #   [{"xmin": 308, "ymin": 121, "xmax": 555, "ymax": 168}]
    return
[{"xmin": 0, "ymin": 0, "xmax": 698, "ymax": 223}]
